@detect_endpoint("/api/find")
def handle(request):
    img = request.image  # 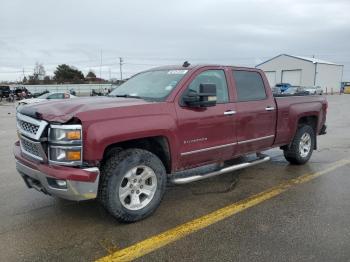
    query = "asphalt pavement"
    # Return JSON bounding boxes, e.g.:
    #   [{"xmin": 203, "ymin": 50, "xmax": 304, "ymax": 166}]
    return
[{"xmin": 0, "ymin": 95, "xmax": 349, "ymax": 262}]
